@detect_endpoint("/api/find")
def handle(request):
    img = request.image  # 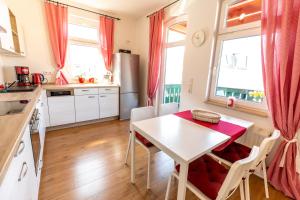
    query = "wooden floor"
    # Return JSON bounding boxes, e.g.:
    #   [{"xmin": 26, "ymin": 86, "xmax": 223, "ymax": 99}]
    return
[{"xmin": 39, "ymin": 120, "xmax": 290, "ymax": 200}]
